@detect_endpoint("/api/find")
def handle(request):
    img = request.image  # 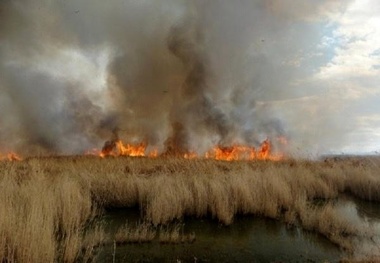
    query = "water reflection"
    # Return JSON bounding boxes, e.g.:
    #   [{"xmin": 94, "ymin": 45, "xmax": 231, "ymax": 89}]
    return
[
  {"xmin": 96, "ymin": 209, "xmax": 342, "ymax": 262},
  {"xmin": 349, "ymin": 196, "xmax": 380, "ymax": 222},
  {"xmin": 335, "ymin": 195, "xmax": 380, "ymax": 258}
]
